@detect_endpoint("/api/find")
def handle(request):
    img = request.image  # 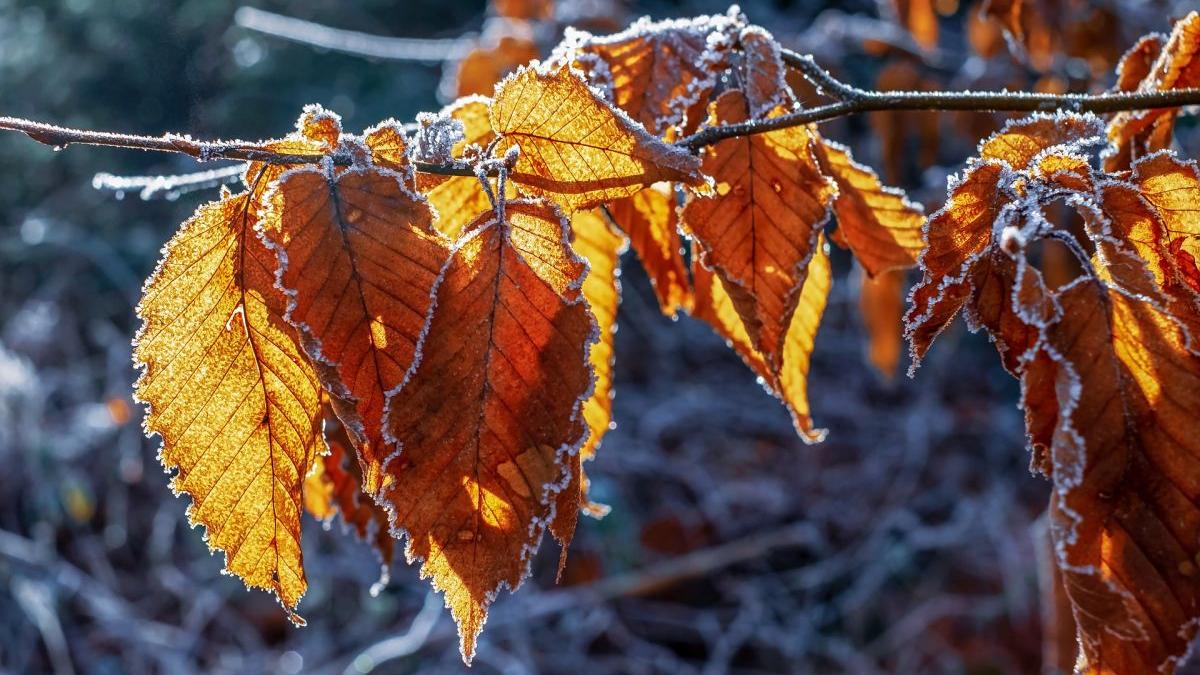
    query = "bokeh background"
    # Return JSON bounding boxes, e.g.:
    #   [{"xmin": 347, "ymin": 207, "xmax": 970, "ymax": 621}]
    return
[{"xmin": 1, "ymin": 0, "xmax": 1198, "ymax": 673}]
